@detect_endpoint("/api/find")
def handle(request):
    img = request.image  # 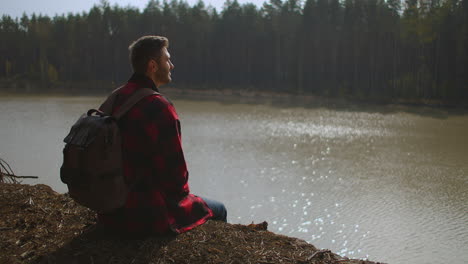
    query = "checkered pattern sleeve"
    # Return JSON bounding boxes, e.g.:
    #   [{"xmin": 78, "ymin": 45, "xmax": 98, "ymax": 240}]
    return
[{"xmin": 138, "ymin": 95, "xmax": 189, "ymax": 196}]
